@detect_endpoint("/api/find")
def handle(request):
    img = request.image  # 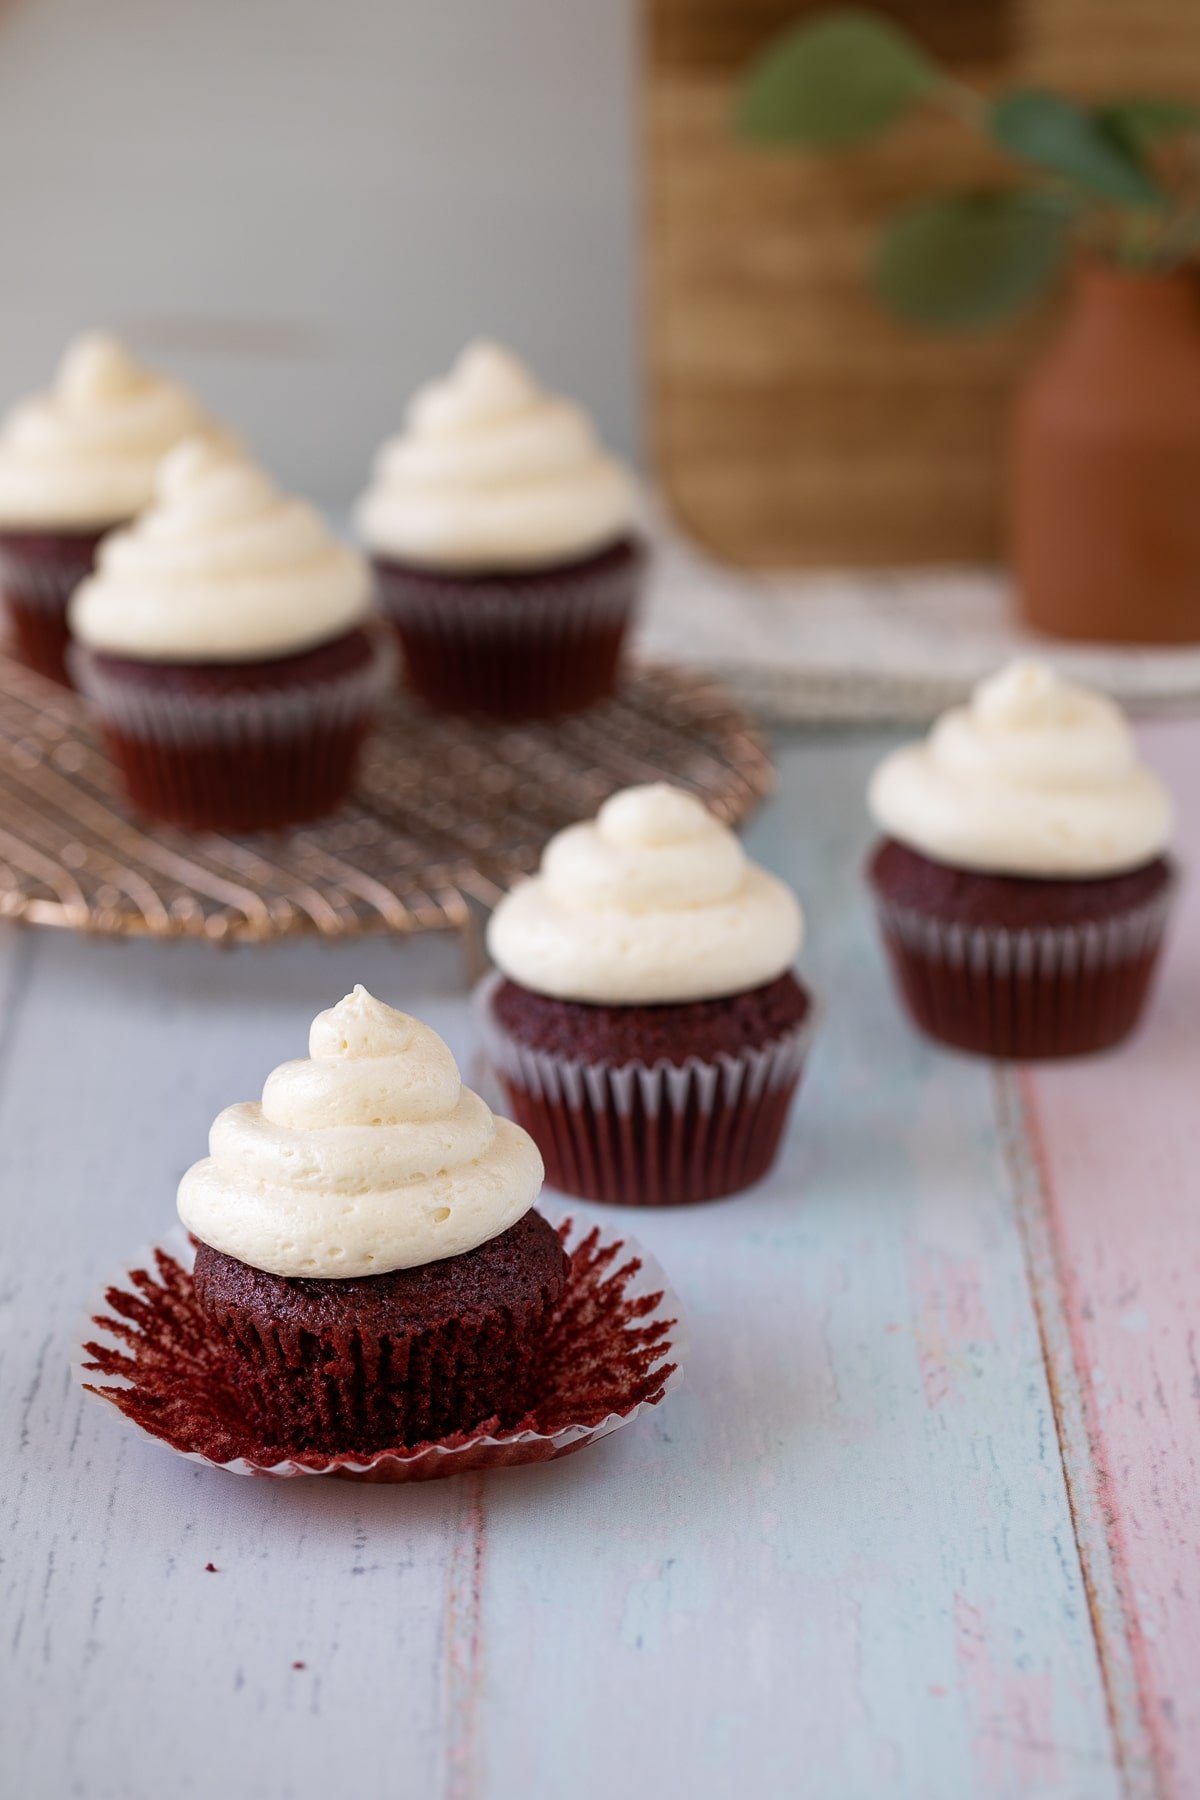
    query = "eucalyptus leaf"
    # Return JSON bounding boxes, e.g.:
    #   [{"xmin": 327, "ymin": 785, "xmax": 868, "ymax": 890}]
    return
[
  {"xmin": 736, "ymin": 9, "xmax": 937, "ymax": 148},
  {"xmin": 875, "ymin": 192, "xmax": 1070, "ymax": 329},
  {"xmin": 989, "ymin": 89, "xmax": 1162, "ymax": 205},
  {"xmin": 1097, "ymin": 96, "xmax": 1200, "ymax": 152}
]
